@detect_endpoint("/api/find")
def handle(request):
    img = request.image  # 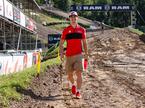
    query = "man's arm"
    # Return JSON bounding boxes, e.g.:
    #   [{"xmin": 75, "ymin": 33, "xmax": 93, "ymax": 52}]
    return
[
  {"xmin": 59, "ymin": 39, "xmax": 65, "ymax": 61},
  {"xmin": 82, "ymin": 39, "xmax": 88, "ymax": 60}
]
